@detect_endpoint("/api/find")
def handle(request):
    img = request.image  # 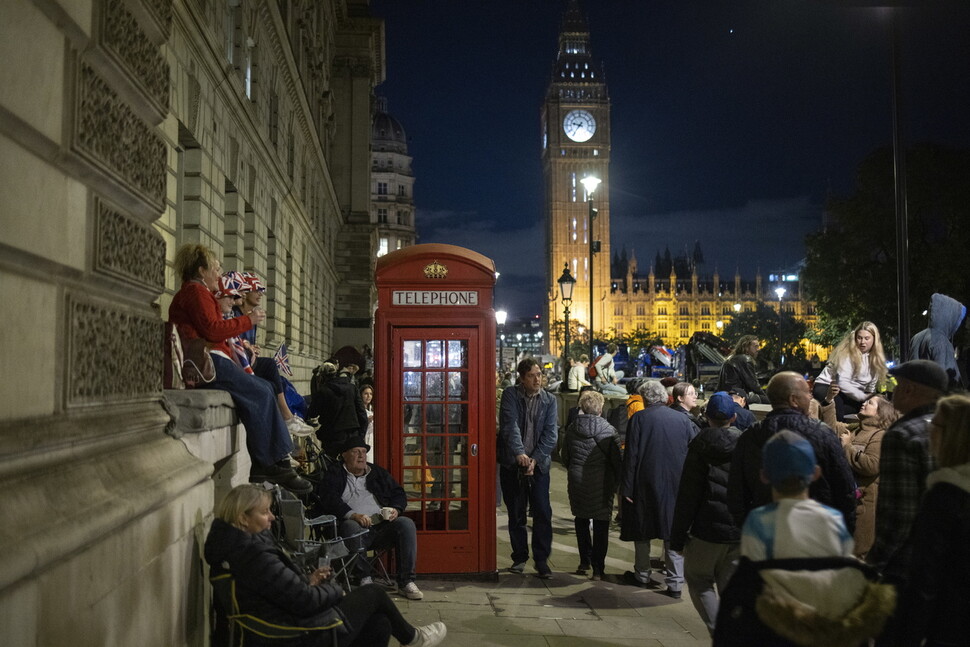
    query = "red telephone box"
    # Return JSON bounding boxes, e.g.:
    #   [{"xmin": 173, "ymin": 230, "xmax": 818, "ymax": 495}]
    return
[{"xmin": 375, "ymin": 244, "xmax": 497, "ymax": 576}]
